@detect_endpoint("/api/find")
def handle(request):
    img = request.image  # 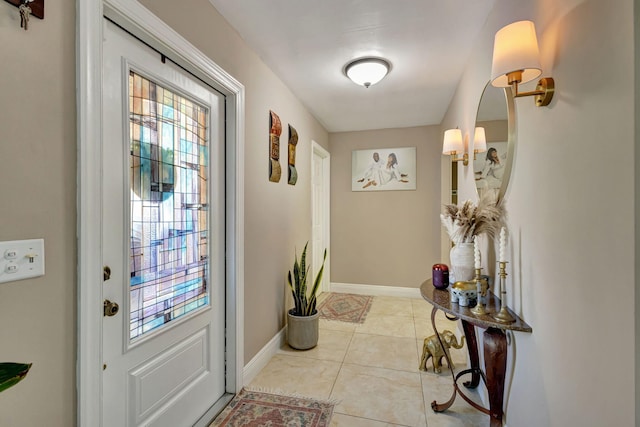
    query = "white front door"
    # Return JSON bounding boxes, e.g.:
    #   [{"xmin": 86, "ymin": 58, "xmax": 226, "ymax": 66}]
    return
[{"xmin": 101, "ymin": 20, "xmax": 226, "ymax": 426}]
